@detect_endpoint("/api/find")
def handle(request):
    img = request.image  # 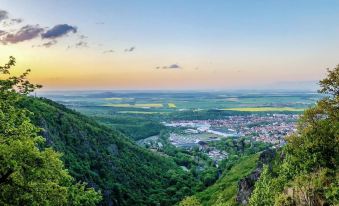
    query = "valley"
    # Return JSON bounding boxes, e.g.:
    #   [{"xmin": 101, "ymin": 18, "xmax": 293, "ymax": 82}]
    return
[
  {"xmin": 34, "ymin": 90, "xmax": 320, "ymax": 205},
  {"xmin": 2, "ymin": 1, "xmax": 338, "ymax": 205}
]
